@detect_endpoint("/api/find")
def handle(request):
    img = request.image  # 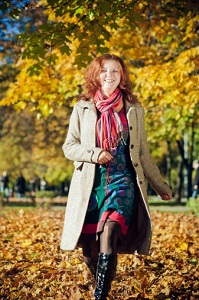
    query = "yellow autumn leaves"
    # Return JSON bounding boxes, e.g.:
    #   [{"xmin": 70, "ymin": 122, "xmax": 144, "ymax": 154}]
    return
[
  {"xmin": 0, "ymin": 1, "xmax": 198, "ymax": 142},
  {"xmin": 1, "ymin": 209, "xmax": 198, "ymax": 299}
]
